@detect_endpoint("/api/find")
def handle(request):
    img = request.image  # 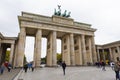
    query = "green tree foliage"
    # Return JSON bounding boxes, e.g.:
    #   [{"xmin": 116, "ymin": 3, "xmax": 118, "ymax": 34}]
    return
[
  {"xmin": 5, "ymin": 50, "xmax": 10, "ymax": 61},
  {"xmin": 57, "ymin": 53, "xmax": 62, "ymax": 62},
  {"xmin": 24, "ymin": 55, "xmax": 27, "ymax": 65},
  {"xmin": 41, "ymin": 57, "xmax": 46, "ymax": 64}
]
